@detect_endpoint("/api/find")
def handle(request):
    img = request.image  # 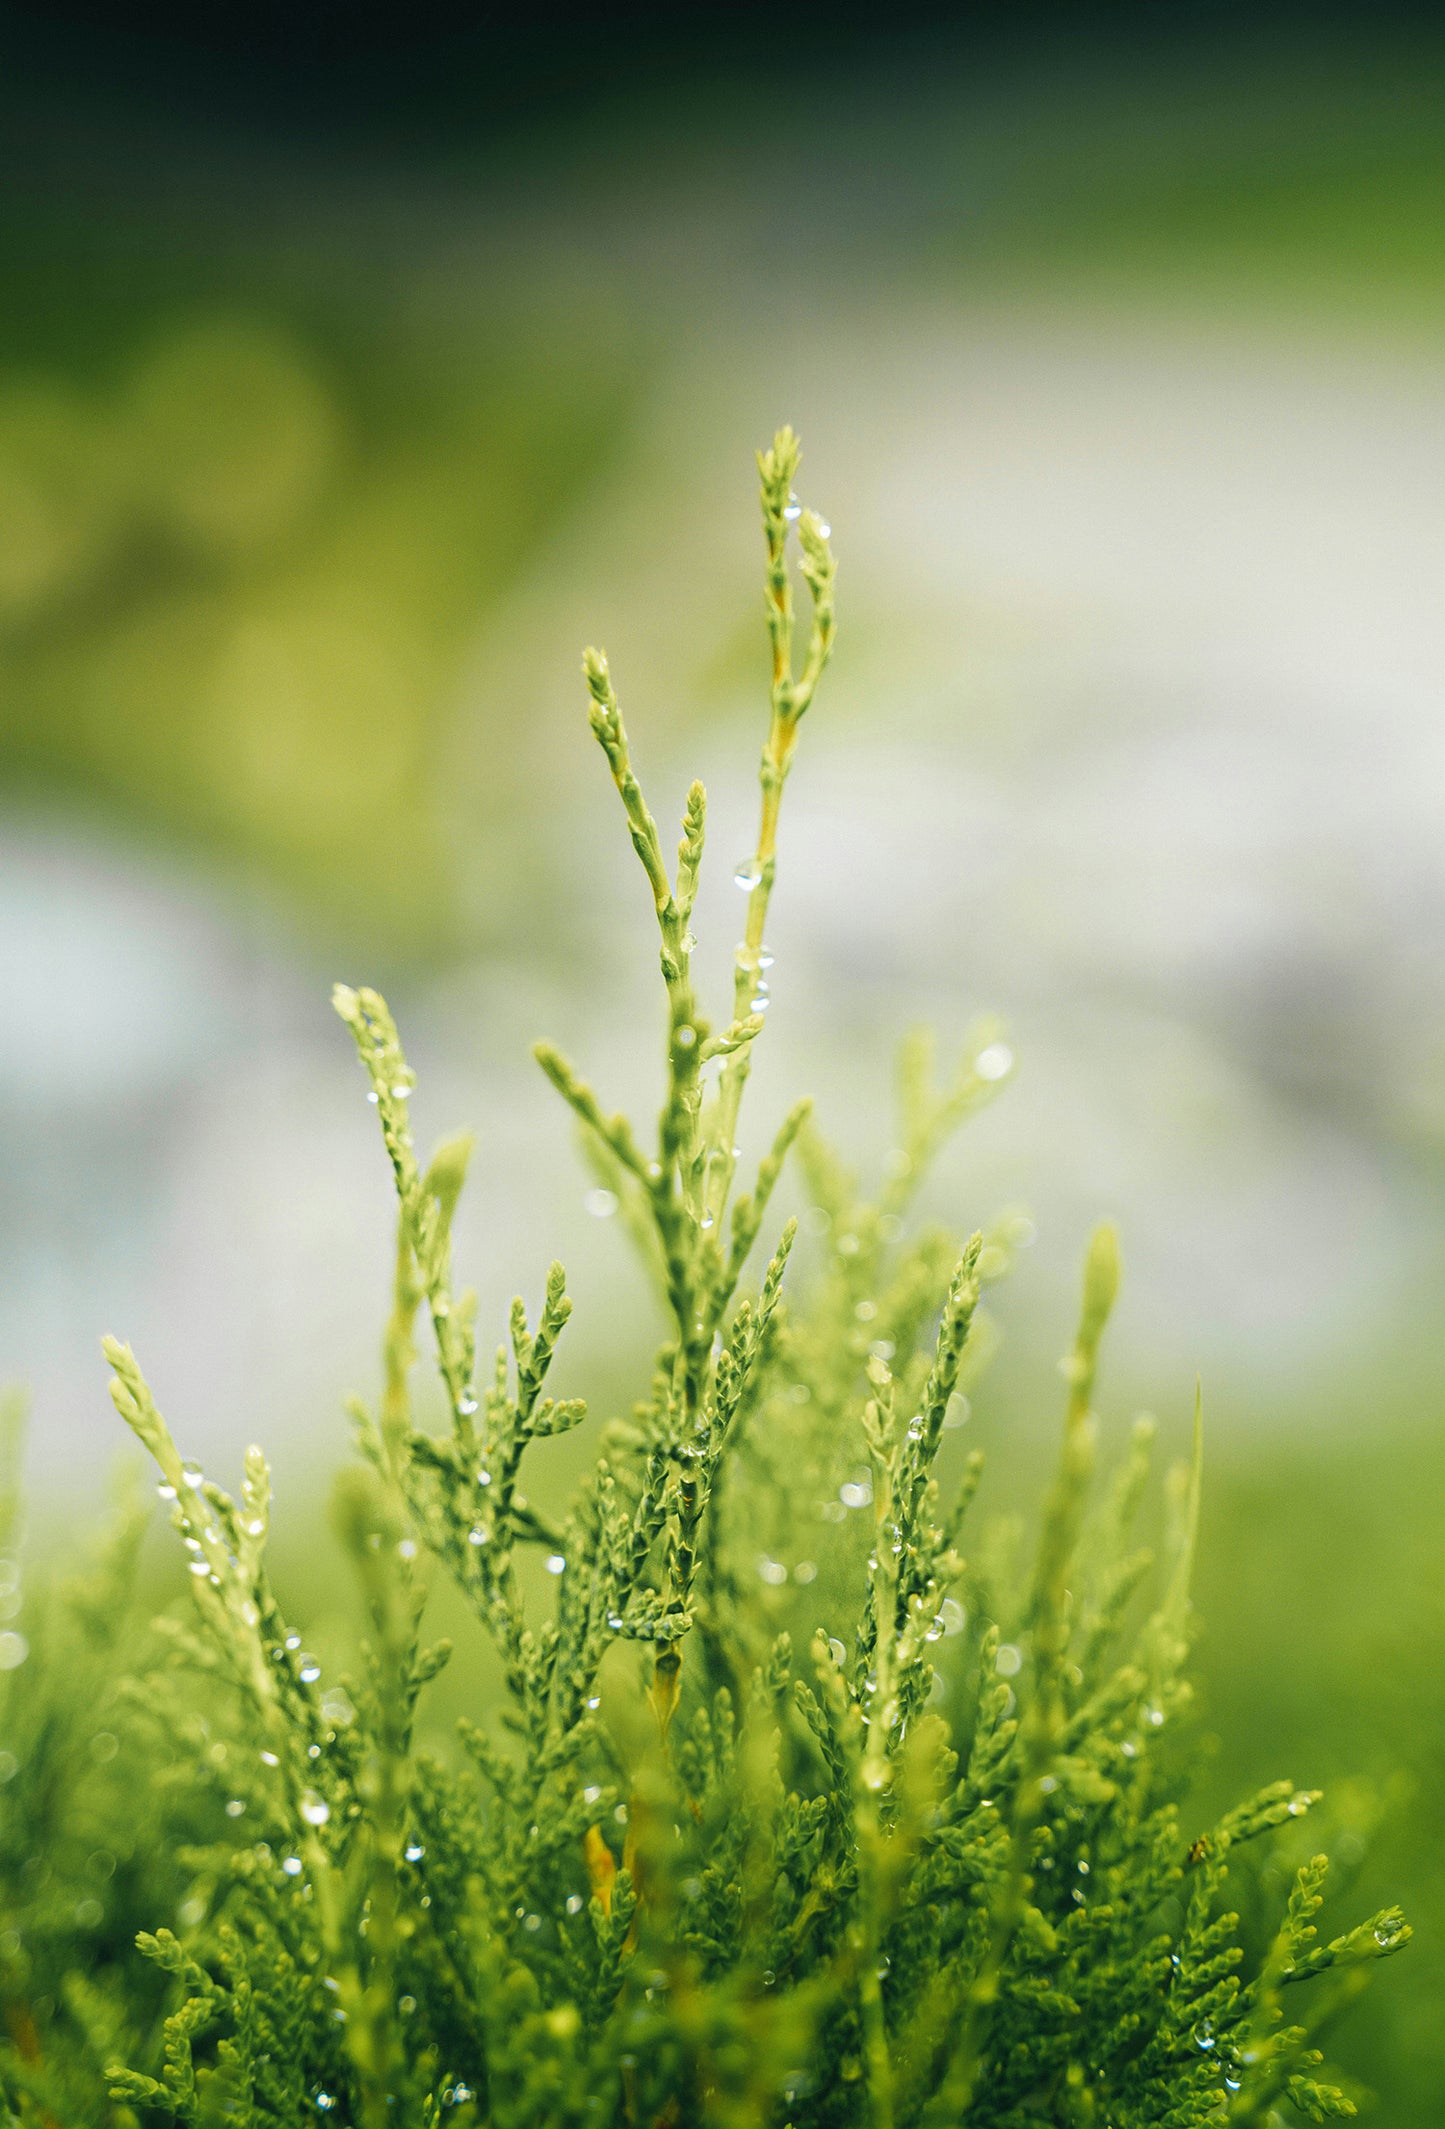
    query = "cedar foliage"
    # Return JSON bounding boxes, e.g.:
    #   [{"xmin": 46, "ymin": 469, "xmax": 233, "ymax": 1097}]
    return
[{"xmin": 0, "ymin": 431, "xmax": 1408, "ymax": 2127}]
